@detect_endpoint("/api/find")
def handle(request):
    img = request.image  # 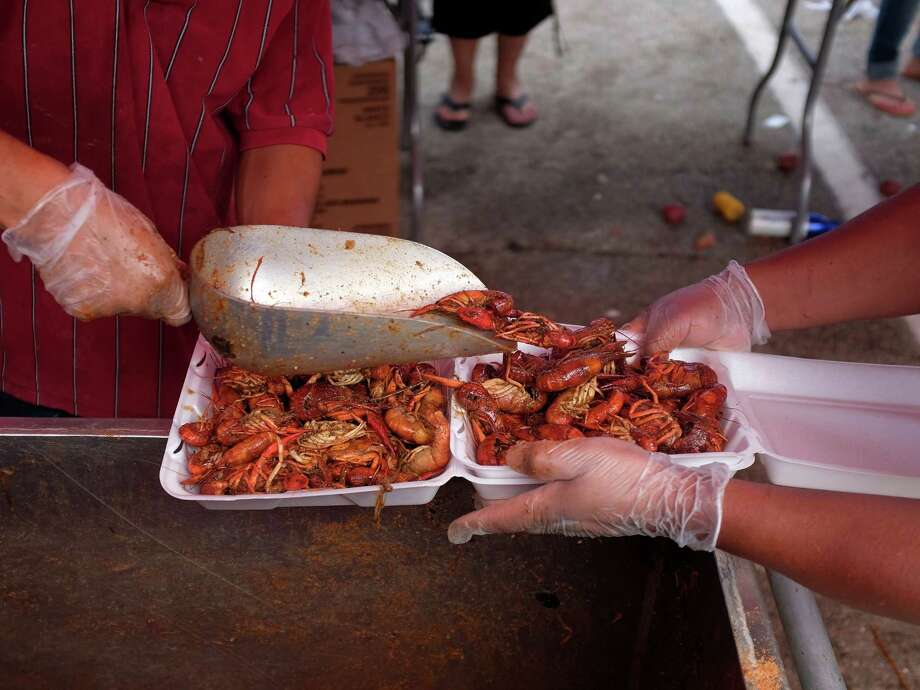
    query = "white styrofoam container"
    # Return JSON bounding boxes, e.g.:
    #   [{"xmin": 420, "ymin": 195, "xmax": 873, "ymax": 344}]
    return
[
  {"xmin": 166, "ymin": 337, "xmax": 918, "ymax": 510},
  {"xmin": 464, "ymin": 473, "xmax": 544, "ymax": 501},
  {"xmin": 159, "ymin": 336, "xmax": 460, "ymax": 510},
  {"xmin": 680, "ymin": 349, "xmax": 920, "ymax": 499},
  {"xmin": 452, "ymin": 347, "xmax": 758, "ymax": 480}
]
